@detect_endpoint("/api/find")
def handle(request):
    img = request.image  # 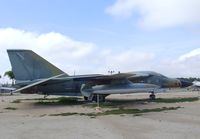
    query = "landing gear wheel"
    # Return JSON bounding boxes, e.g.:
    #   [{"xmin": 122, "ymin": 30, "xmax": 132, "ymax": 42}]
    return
[
  {"xmin": 149, "ymin": 92, "xmax": 156, "ymax": 100},
  {"xmin": 84, "ymin": 96, "xmax": 88, "ymax": 101}
]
